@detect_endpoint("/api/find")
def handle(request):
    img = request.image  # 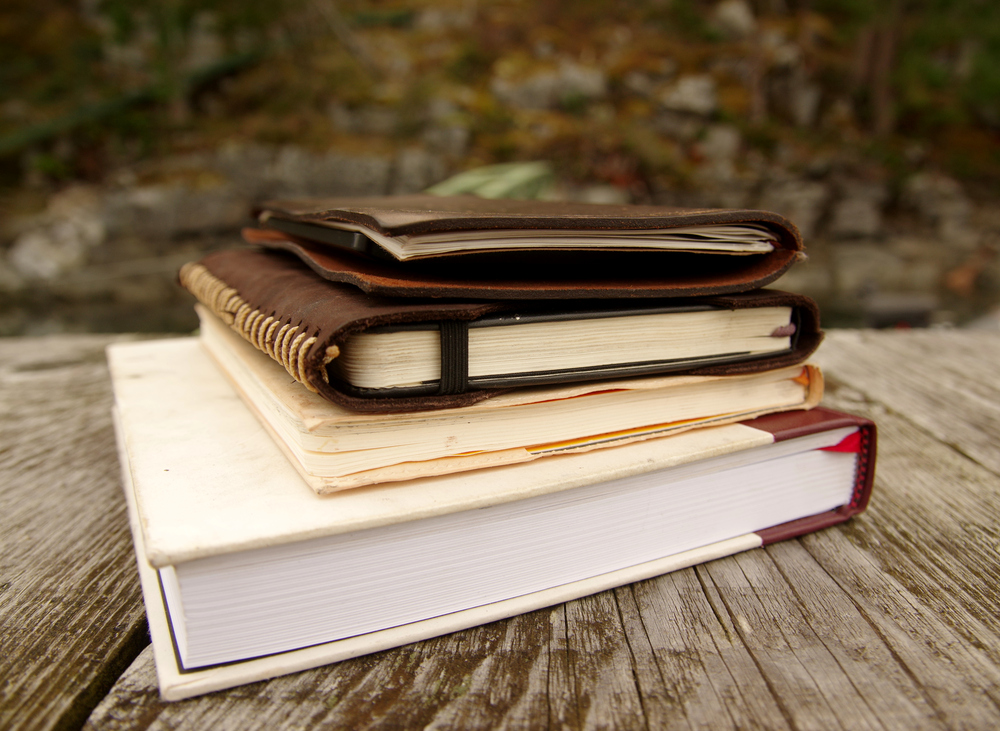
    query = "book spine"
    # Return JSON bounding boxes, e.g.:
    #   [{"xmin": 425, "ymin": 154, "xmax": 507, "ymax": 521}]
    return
[
  {"xmin": 756, "ymin": 417, "xmax": 877, "ymax": 545},
  {"xmin": 179, "ymin": 262, "xmax": 323, "ymax": 393}
]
